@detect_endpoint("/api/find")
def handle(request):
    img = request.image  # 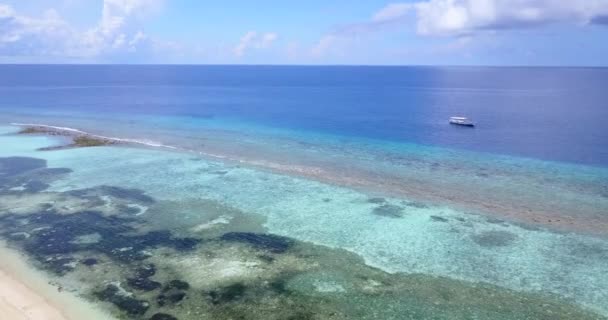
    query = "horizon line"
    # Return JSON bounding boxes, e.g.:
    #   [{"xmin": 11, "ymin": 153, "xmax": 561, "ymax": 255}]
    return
[{"xmin": 0, "ymin": 63, "xmax": 607, "ymax": 69}]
